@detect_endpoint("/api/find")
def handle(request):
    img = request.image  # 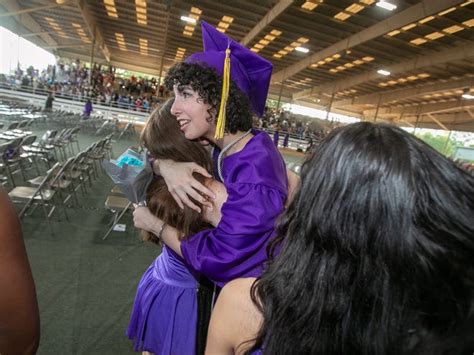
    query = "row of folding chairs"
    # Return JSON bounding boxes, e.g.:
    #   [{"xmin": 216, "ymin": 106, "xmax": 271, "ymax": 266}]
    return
[
  {"xmin": 0, "ymin": 126, "xmax": 83, "ymax": 187},
  {"xmin": 7, "ymin": 134, "xmax": 114, "ymax": 231}
]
